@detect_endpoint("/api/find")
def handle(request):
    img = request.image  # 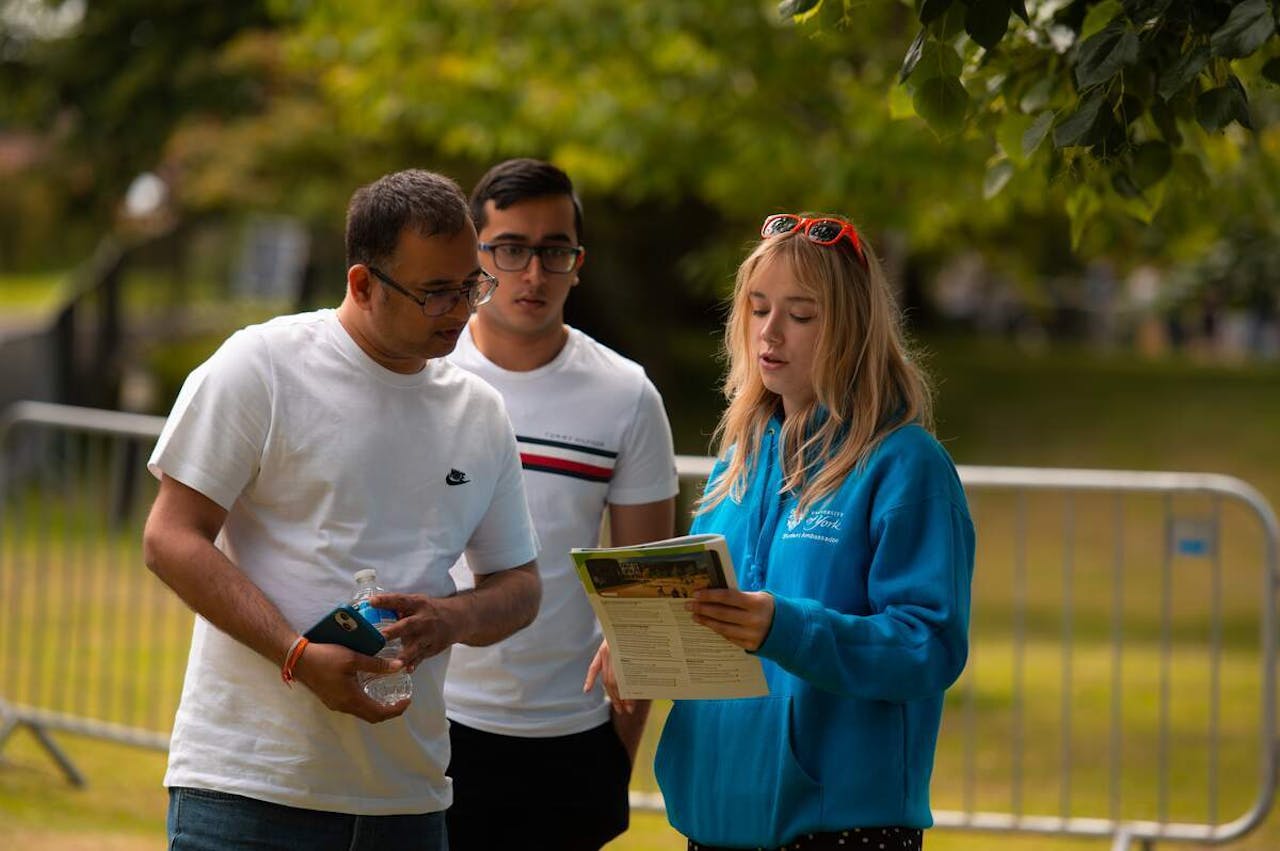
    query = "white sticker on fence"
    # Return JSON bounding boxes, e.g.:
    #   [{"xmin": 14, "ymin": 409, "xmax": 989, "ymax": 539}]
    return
[{"xmin": 1171, "ymin": 515, "xmax": 1218, "ymax": 558}]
